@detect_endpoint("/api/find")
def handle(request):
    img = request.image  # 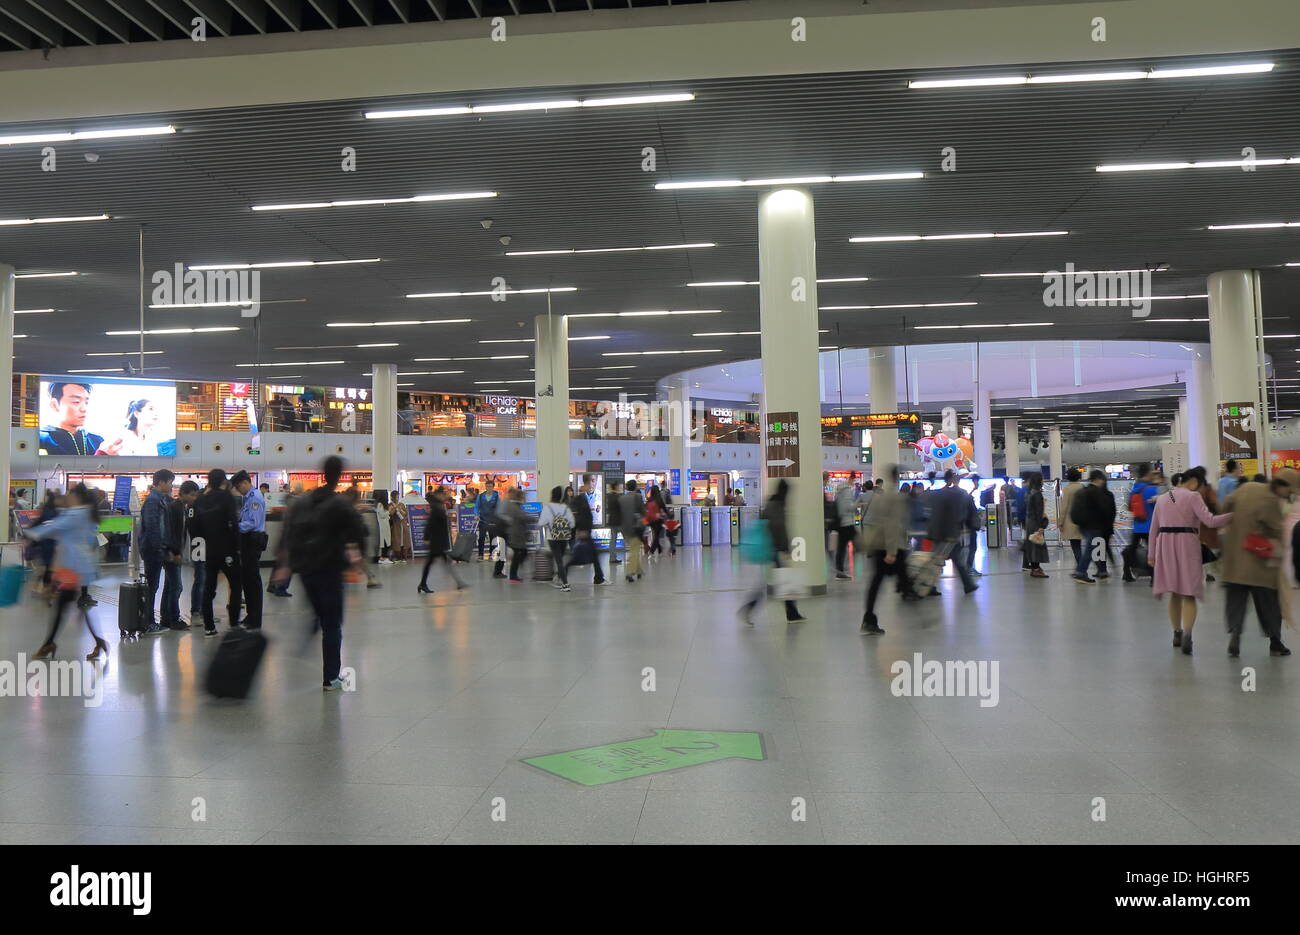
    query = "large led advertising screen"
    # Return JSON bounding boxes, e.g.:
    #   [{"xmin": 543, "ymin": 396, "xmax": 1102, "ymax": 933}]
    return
[{"xmin": 38, "ymin": 375, "xmax": 178, "ymax": 457}]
